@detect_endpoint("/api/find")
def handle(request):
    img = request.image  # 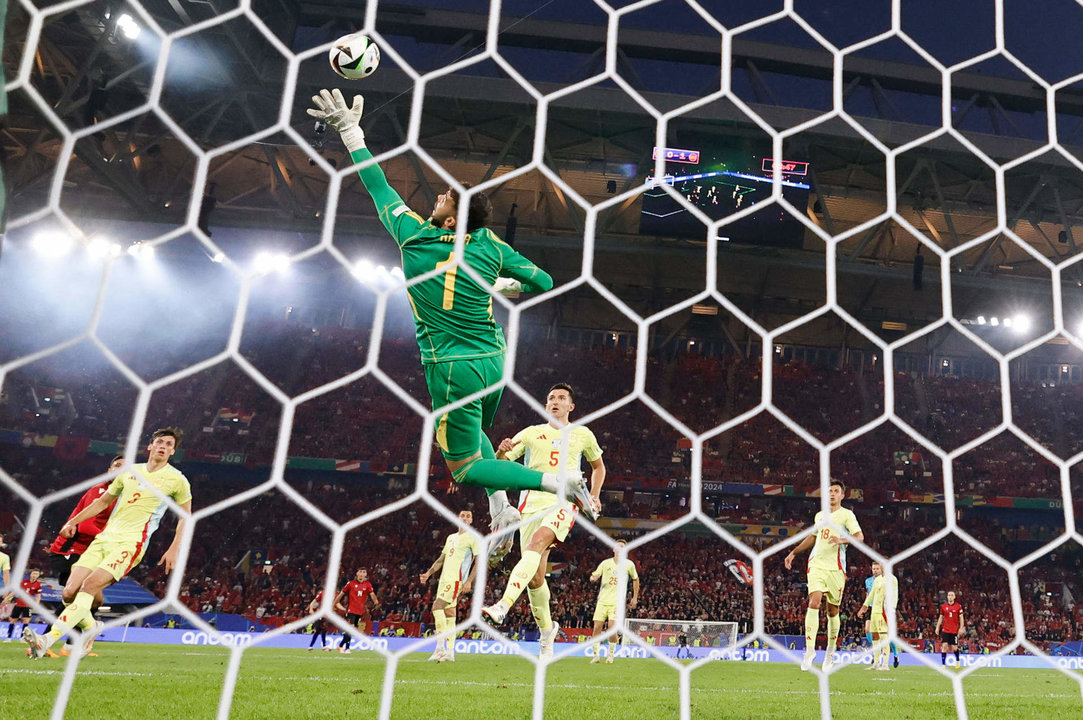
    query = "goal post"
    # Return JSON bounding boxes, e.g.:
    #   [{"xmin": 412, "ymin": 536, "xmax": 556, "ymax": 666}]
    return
[{"xmin": 624, "ymin": 618, "xmax": 739, "ymax": 660}]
